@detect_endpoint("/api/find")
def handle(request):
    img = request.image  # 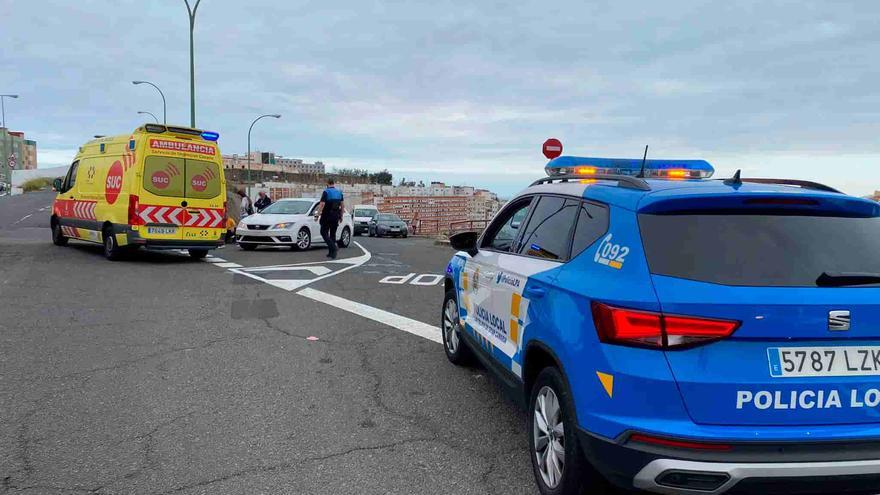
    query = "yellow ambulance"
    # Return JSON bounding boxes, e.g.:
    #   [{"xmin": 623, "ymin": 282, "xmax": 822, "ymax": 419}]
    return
[{"xmin": 51, "ymin": 124, "xmax": 227, "ymax": 260}]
